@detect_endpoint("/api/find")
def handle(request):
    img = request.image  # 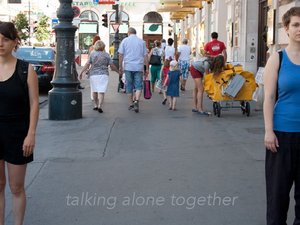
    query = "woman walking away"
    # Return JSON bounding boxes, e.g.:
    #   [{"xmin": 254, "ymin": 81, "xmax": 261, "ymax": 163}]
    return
[
  {"xmin": 264, "ymin": 7, "xmax": 300, "ymax": 225},
  {"xmin": 149, "ymin": 40, "xmax": 163, "ymax": 93},
  {"xmin": 0, "ymin": 21, "xmax": 39, "ymax": 225},
  {"xmin": 80, "ymin": 40, "xmax": 119, "ymax": 113},
  {"xmin": 164, "ymin": 60, "xmax": 181, "ymax": 111}
]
